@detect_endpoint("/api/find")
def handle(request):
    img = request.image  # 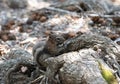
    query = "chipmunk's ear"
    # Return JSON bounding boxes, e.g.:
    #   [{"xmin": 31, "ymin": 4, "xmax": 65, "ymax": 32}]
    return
[
  {"xmin": 44, "ymin": 30, "xmax": 52, "ymax": 36},
  {"xmin": 62, "ymin": 32, "xmax": 77, "ymax": 40},
  {"xmin": 44, "ymin": 31, "xmax": 59, "ymax": 38}
]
